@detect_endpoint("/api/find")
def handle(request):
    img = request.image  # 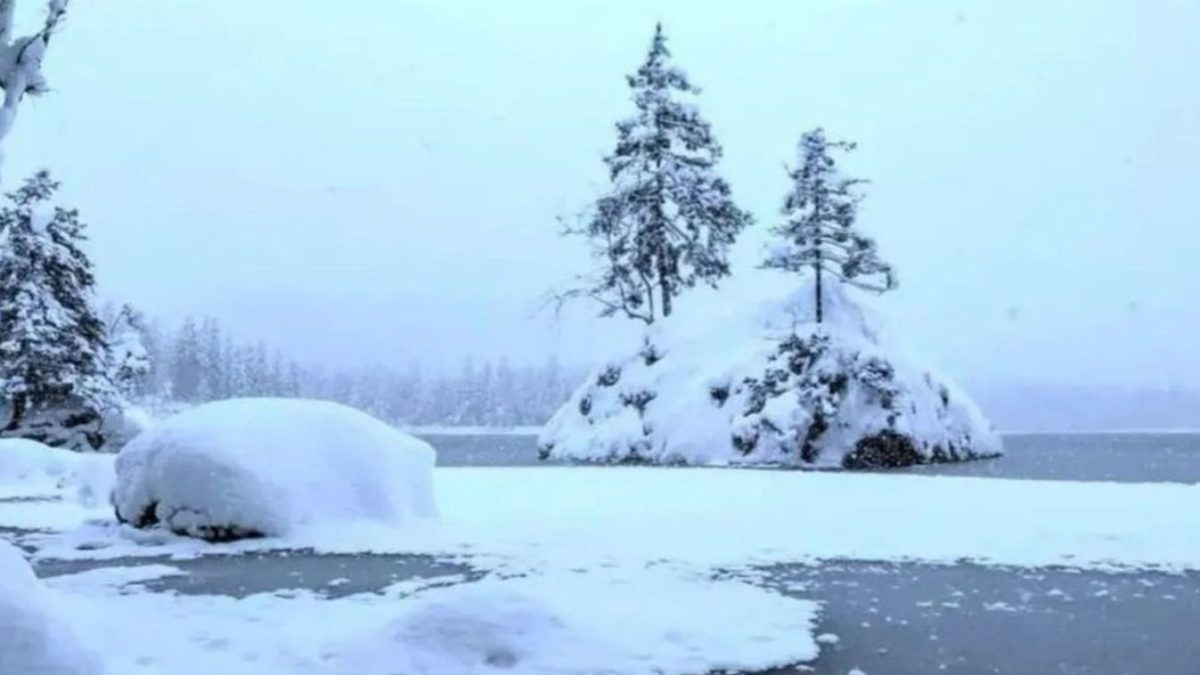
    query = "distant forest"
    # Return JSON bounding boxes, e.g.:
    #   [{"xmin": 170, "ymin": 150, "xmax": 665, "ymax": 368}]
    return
[
  {"xmin": 112, "ymin": 311, "xmax": 1200, "ymax": 433},
  {"xmin": 124, "ymin": 312, "xmax": 582, "ymax": 427}
]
